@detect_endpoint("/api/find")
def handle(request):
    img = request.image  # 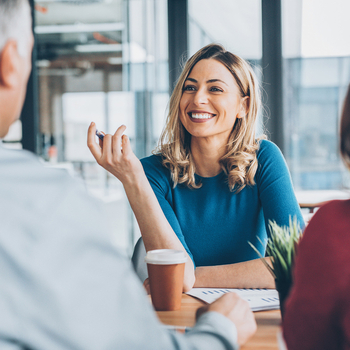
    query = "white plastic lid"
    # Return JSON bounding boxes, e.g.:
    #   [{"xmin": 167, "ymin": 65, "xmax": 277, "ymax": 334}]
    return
[{"xmin": 144, "ymin": 249, "xmax": 188, "ymax": 265}]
